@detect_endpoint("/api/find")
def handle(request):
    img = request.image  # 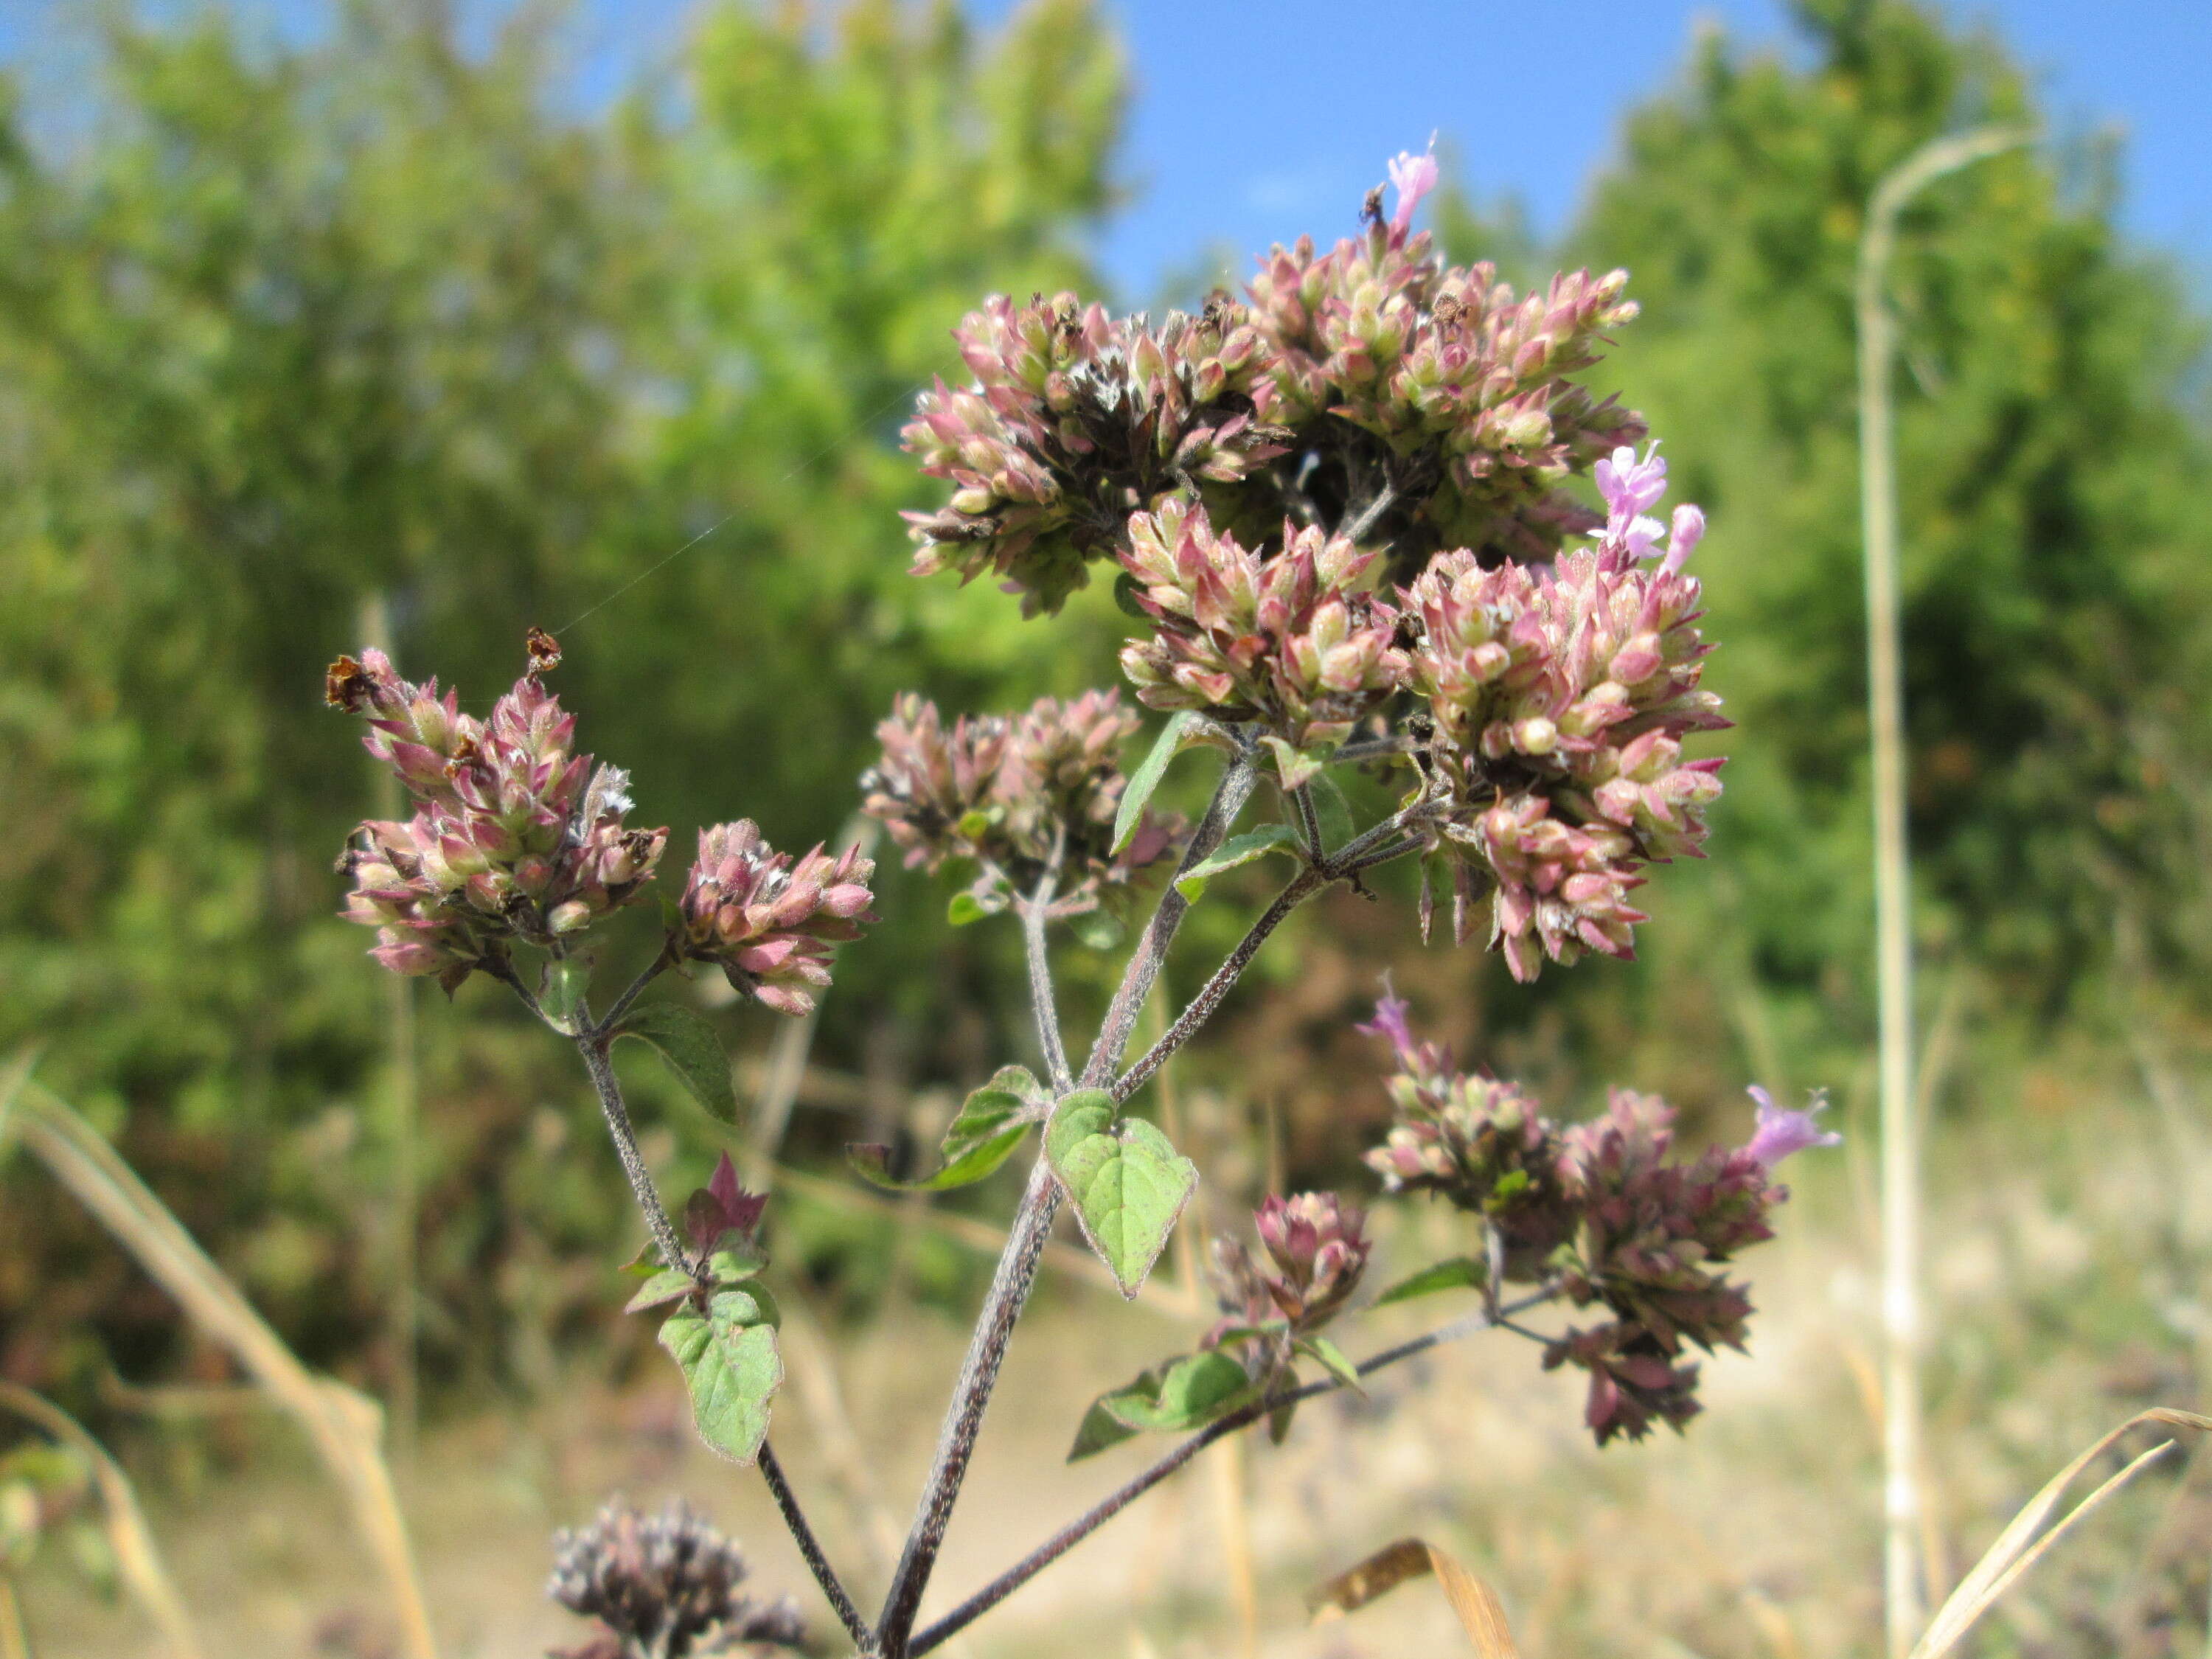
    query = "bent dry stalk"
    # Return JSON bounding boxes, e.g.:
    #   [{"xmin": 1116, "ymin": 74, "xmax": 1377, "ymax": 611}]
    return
[{"xmin": 324, "ymin": 139, "xmax": 1835, "ymax": 1659}]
